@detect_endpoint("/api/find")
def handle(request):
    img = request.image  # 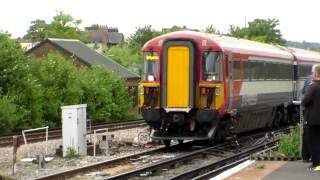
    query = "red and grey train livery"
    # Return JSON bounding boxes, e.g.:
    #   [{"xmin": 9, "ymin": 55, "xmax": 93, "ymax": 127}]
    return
[{"xmin": 139, "ymin": 31, "xmax": 320, "ymax": 145}]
